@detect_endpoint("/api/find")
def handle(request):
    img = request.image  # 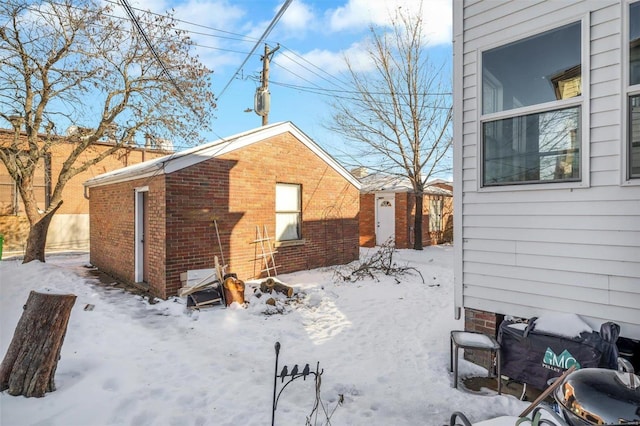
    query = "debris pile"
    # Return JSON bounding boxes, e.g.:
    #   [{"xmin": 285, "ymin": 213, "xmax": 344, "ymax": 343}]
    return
[
  {"xmin": 247, "ymin": 277, "xmax": 299, "ymax": 315},
  {"xmin": 333, "ymin": 242, "xmax": 424, "ymax": 283}
]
